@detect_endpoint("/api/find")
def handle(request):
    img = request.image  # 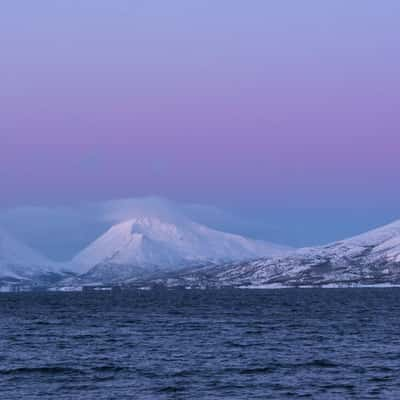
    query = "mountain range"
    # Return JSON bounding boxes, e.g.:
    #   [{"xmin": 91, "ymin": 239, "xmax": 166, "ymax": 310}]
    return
[
  {"xmin": 1, "ymin": 200, "xmax": 400, "ymax": 289},
  {"xmin": 0, "ymin": 202, "xmax": 288, "ymax": 286},
  {"xmin": 157, "ymin": 220, "xmax": 400, "ymax": 289}
]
